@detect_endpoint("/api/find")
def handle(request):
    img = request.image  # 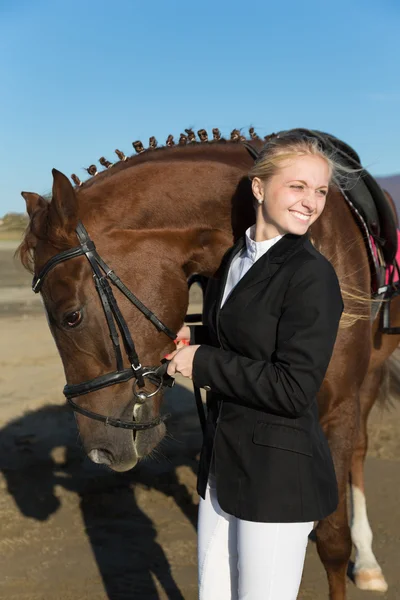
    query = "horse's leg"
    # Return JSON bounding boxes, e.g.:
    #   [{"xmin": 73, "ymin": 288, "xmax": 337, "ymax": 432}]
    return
[
  {"xmin": 315, "ymin": 398, "xmax": 358, "ymax": 600},
  {"xmin": 350, "ymin": 298, "xmax": 400, "ymax": 593},
  {"xmin": 350, "ymin": 365, "xmax": 388, "ymax": 592}
]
